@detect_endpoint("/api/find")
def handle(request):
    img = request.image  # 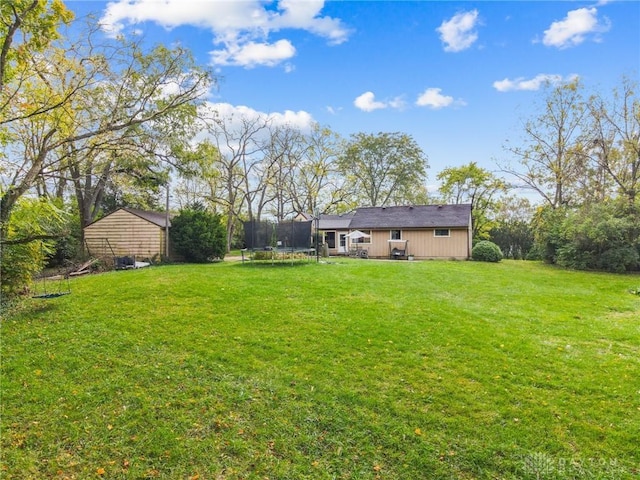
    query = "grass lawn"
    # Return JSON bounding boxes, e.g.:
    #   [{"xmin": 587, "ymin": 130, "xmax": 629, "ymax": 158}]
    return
[{"xmin": 1, "ymin": 259, "xmax": 639, "ymax": 479}]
